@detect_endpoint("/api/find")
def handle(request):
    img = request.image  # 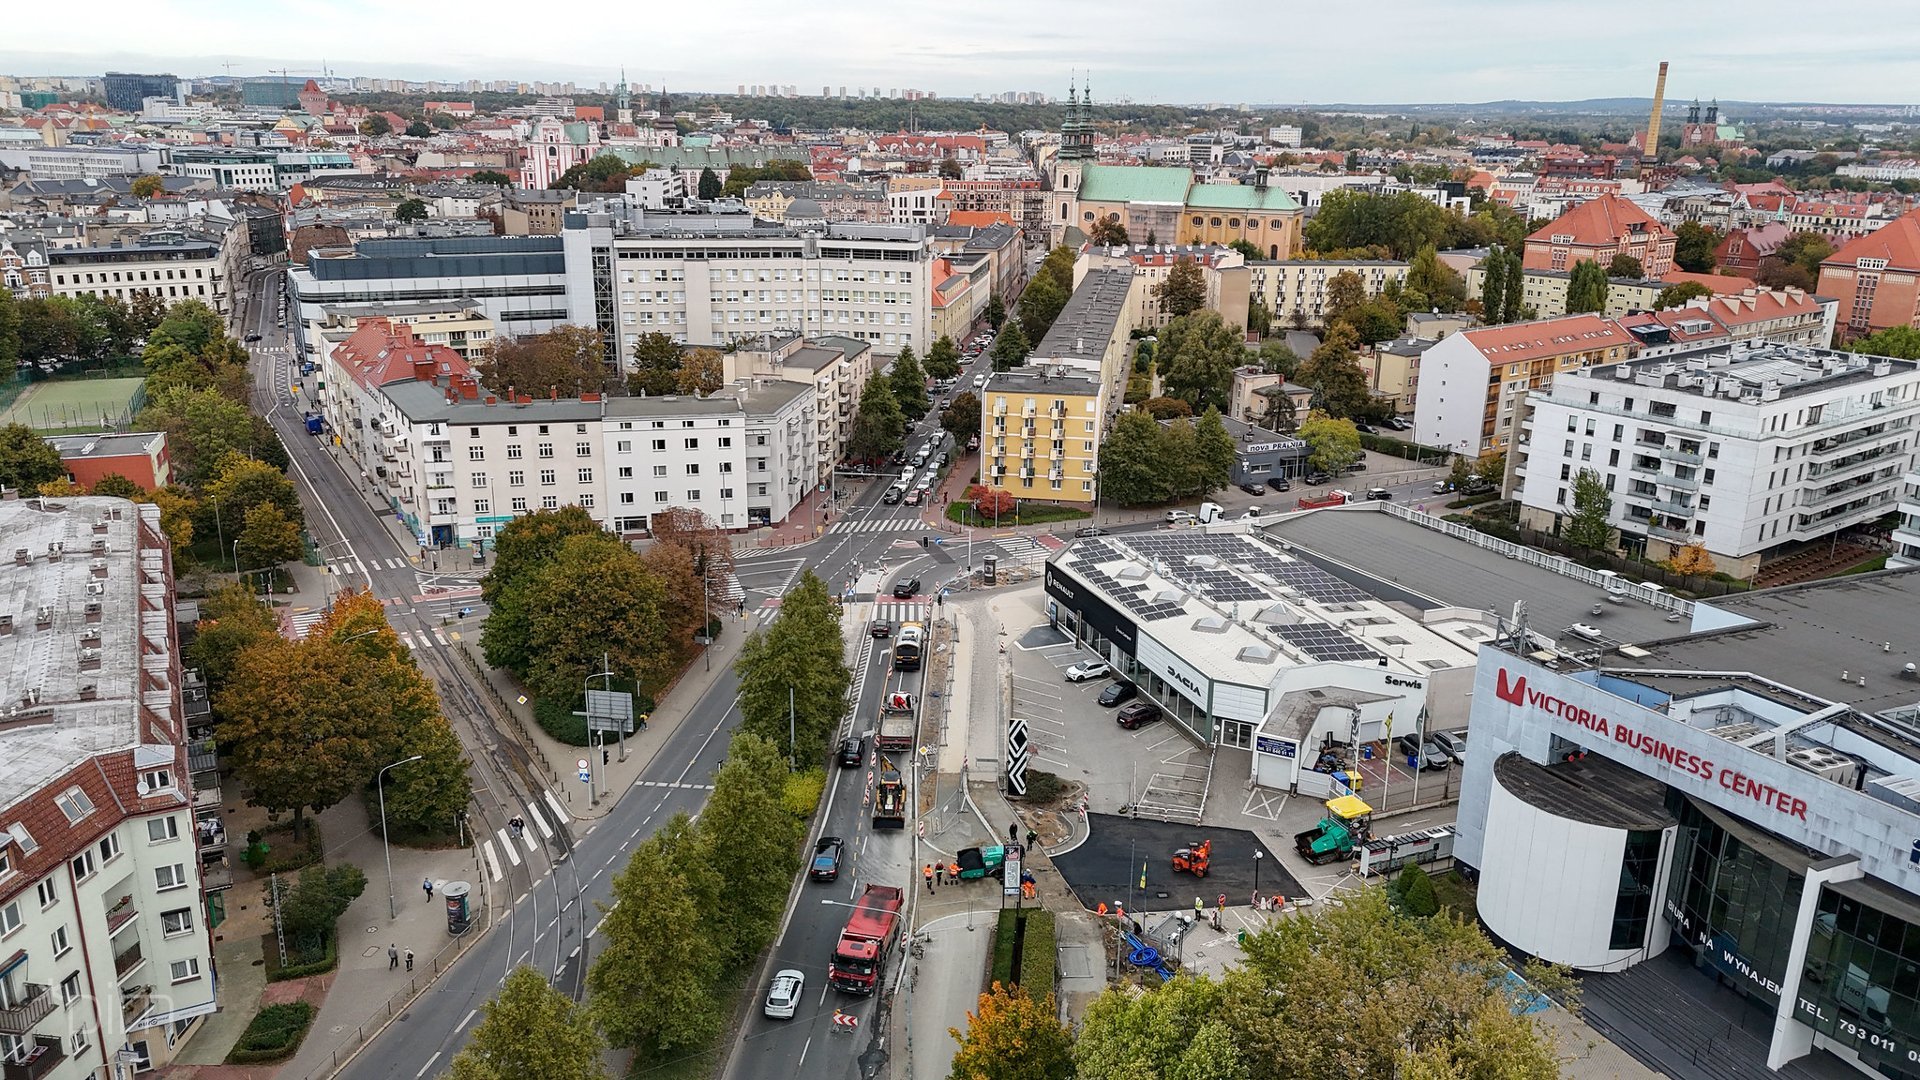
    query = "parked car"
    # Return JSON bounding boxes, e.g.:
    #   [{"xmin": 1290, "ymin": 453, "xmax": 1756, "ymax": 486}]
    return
[
  {"xmin": 837, "ymin": 736, "xmax": 867, "ymax": 767},
  {"xmin": 1097, "ymin": 681, "xmax": 1138, "ymax": 707},
  {"xmin": 1385, "ymin": 417, "xmax": 1412, "ymax": 431},
  {"xmin": 810, "ymin": 836, "xmax": 846, "ymax": 881},
  {"xmin": 1117, "ymin": 701, "xmax": 1162, "ymax": 729},
  {"xmin": 870, "ymin": 619, "xmax": 893, "ymax": 638},
  {"xmin": 892, "ymin": 576, "xmax": 920, "ymax": 598},
  {"xmin": 1429, "ymin": 729, "xmax": 1468, "ymax": 764},
  {"xmin": 1304, "ymin": 471, "xmax": 1331, "ymax": 486},
  {"xmin": 1238, "ymin": 481, "xmax": 1267, "ymax": 496},
  {"xmin": 765, "ymin": 969, "xmax": 805, "ymax": 1019},
  {"xmin": 1266, "ymin": 476, "xmax": 1292, "ymax": 493},
  {"xmin": 1395, "ymin": 735, "xmax": 1451, "ymax": 771},
  {"xmin": 1164, "ymin": 509, "xmax": 1197, "ymax": 524},
  {"xmin": 1345, "ymin": 459, "xmax": 1367, "ymax": 472},
  {"xmin": 1065, "ymin": 659, "xmax": 1112, "ymax": 682},
  {"xmin": 1354, "ymin": 422, "xmax": 1377, "ymax": 434}
]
